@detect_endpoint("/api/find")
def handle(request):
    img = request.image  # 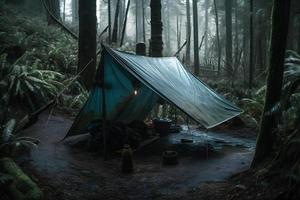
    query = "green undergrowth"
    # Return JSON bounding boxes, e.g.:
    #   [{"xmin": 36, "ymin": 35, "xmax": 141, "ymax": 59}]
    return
[
  {"xmin": 0, "ymin": 4, "xmax": 86, "ymax": 123},
  {"xmin": 206, "ymin": 51, "xmax": 300, "ymax": 131}
]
